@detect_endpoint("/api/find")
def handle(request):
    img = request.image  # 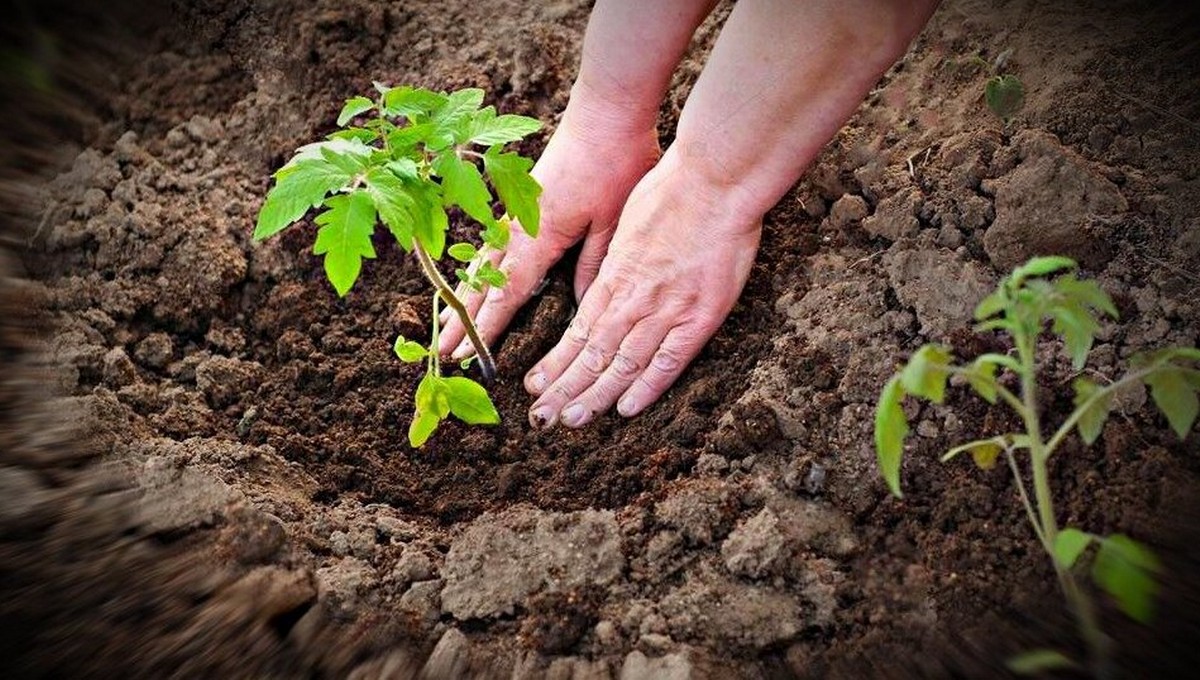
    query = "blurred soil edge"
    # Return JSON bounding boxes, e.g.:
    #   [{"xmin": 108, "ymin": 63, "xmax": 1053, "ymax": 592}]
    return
[{"xmin": 0, "ymin": 3, "xmax": 423, "ymax": 677}]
